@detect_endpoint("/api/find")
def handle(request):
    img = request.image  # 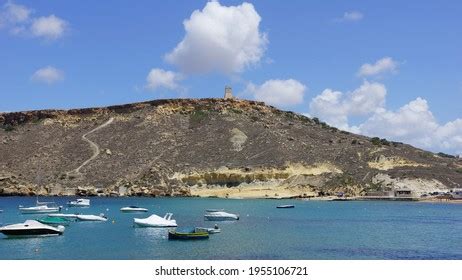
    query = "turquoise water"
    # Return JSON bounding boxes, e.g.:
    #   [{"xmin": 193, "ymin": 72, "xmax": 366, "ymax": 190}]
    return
[{"xmin": 0, "ymin": 197, "xmax": 461, "ymax": 260}]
